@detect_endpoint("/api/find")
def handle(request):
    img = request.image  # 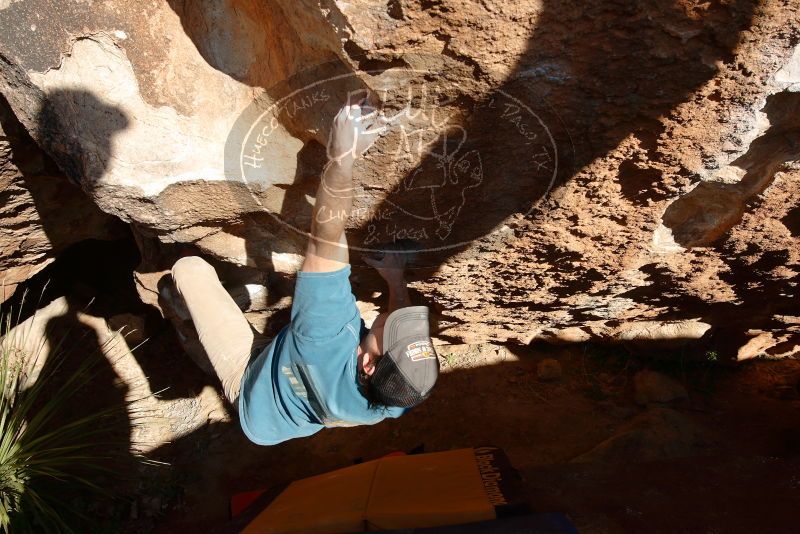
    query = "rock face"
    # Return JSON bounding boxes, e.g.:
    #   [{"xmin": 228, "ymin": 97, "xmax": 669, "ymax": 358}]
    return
[
  {"xmin": 572, "ymin": 407, "xmax": 707, "ymax": 463},
  {"xmin": 633, "ymin": 370, "xmax": 689, "ymax": 405},
  {"xmin": 0, "ymin": 1, "xmax": 798, "ymax": 356},
  {"xmin": 0, "ymin": 94, "xmax": 124, "ymax": 302},
  {"xmin": 536, "ymin": 358, "xmax": 562, "ymax": 382},
  {"xmin": 2, "ymin": 296, "xmax": 228, "ymax": 452}
]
